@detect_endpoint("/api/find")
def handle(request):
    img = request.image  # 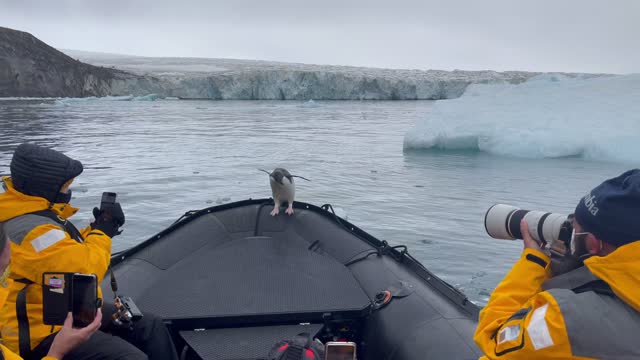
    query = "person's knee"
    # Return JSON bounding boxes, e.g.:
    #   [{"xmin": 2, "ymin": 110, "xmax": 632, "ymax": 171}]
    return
[
  {"xmin": 63, "ymin": 330, "xmax": 150, "ymax": 360},
  {"xmin": 98, "ymin": 347, "xmax": 148, "ymax": 360},
  {"xmin": 142, "ymin": 311, "xmax": 169, "ymax": 333}
]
